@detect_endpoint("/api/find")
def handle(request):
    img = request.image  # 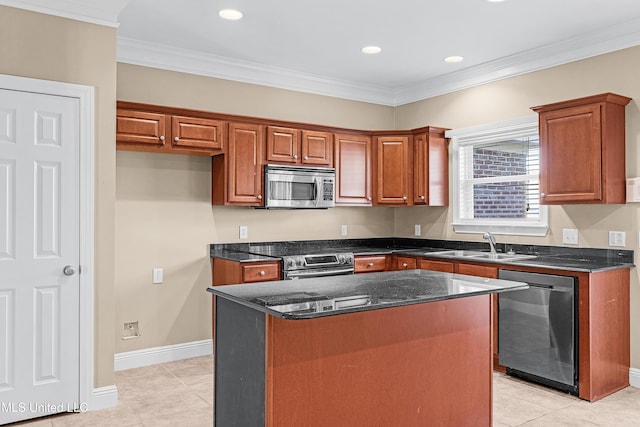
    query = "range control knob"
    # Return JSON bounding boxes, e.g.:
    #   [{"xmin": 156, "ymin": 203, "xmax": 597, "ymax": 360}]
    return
[{"xmin": 287, "ymin": 259, "xmax": 297, "ymax": 269}]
